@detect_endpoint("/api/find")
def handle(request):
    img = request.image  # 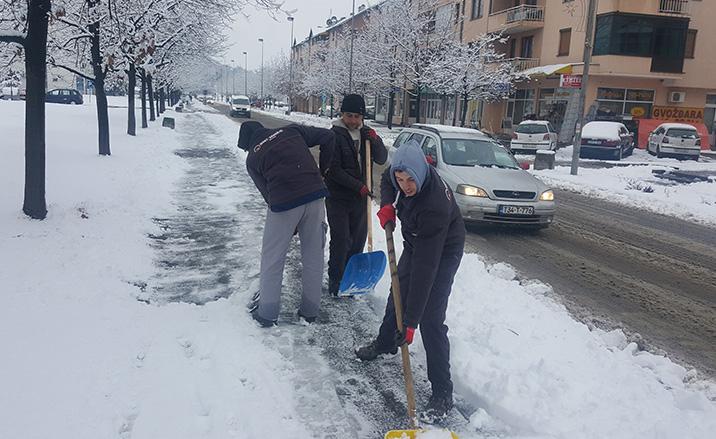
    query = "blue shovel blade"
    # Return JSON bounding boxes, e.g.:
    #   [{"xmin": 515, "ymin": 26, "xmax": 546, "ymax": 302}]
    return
[{"xmin": 338, "ymin": 251, "xmax": 387, "ymax": 296}]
